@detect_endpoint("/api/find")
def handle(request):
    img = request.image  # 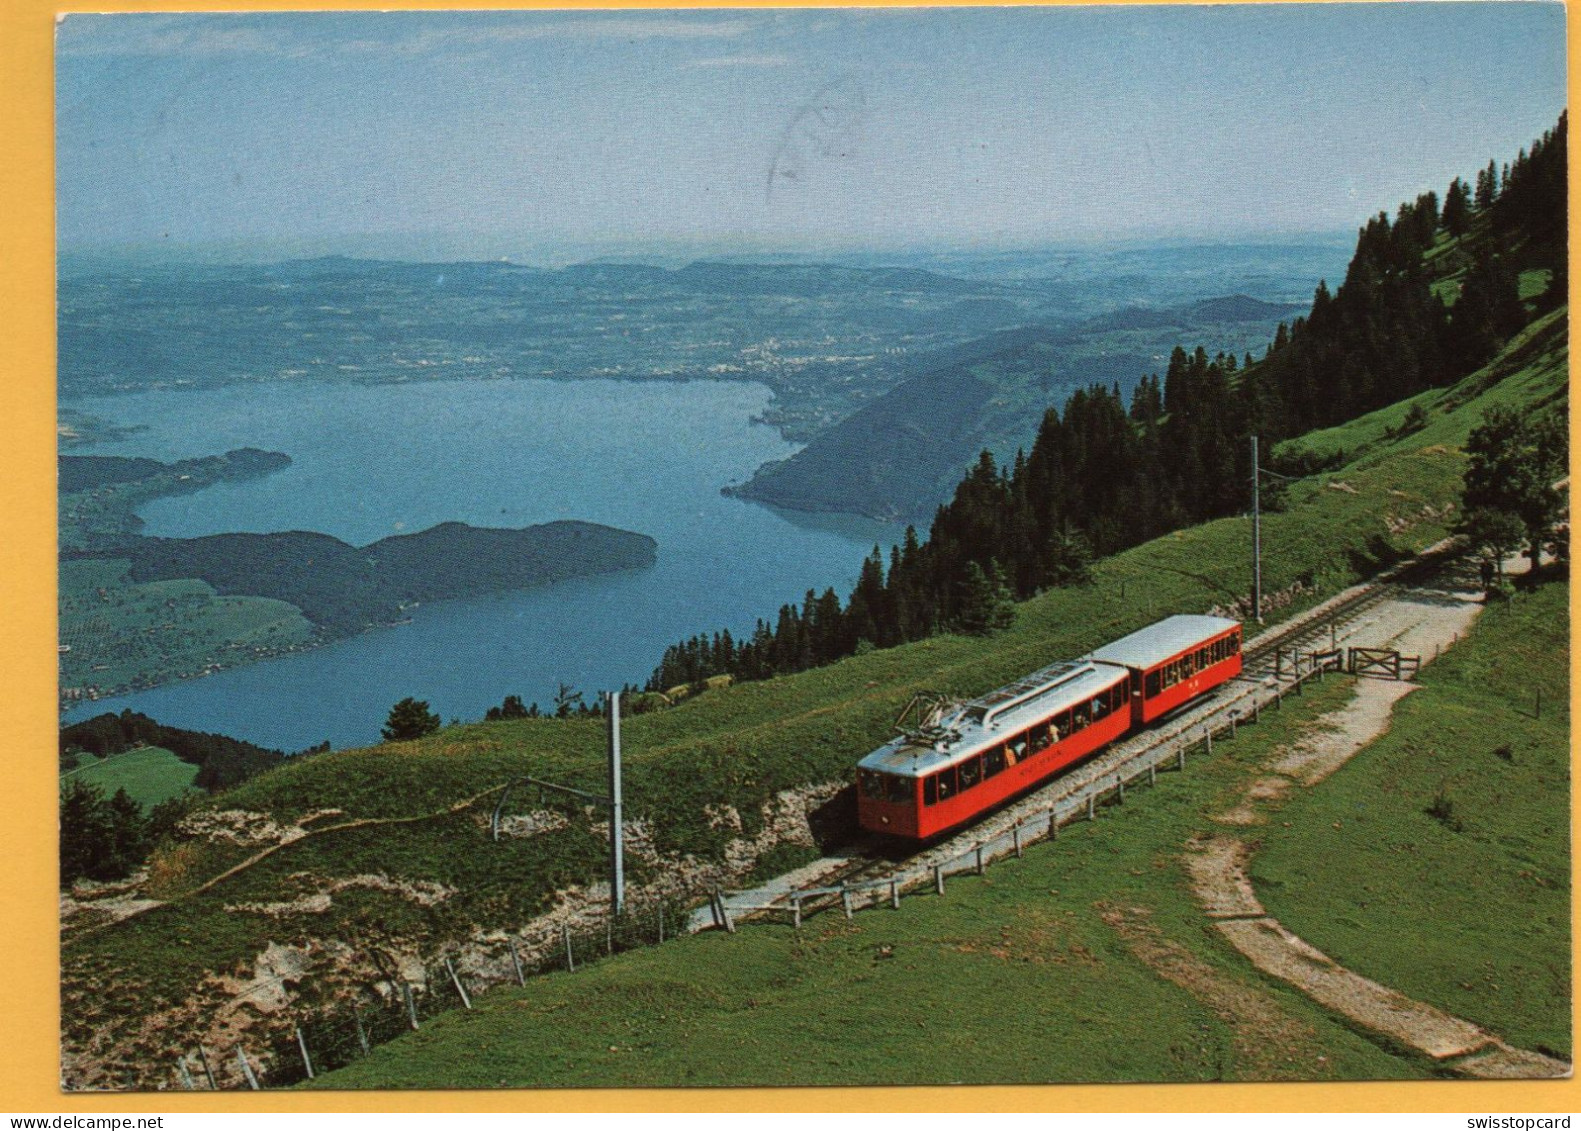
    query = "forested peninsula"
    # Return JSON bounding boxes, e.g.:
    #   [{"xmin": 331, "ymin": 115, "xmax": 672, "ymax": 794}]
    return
[{"xmin": 84, "ymin": 520, "xmax": 658, "ymax": 636}]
